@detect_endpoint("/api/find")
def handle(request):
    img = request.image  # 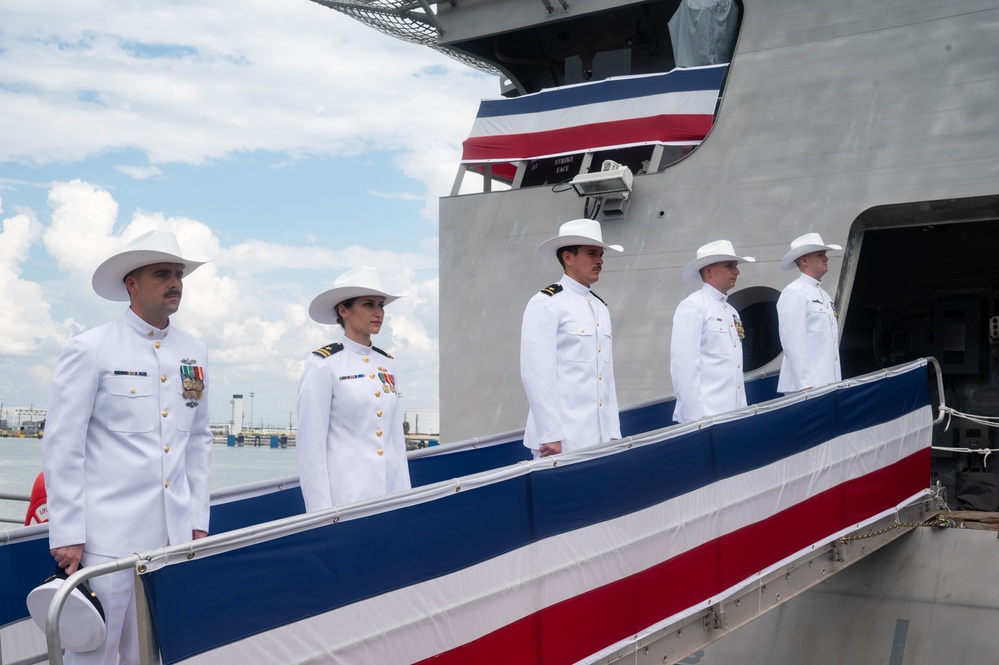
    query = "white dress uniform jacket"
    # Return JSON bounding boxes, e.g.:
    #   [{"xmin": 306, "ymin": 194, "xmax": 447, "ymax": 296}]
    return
[
  {"xmin": 777, "ymin": 273, "xmax": 842, "ymax": 393},
  {"xmin": 521, "ymin": 274, "xmax": 621, "ymax": 453},
  {"xmin": 297, "ymin": 337, "xmax": 411, "ymax": 512},
  {"xmin": 670, "ymin": 283, "xmax": 747, "ymax": 423},
  {"xmin": 43, "ymin": 308, "xmax": 213, "ymax": 557}
]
